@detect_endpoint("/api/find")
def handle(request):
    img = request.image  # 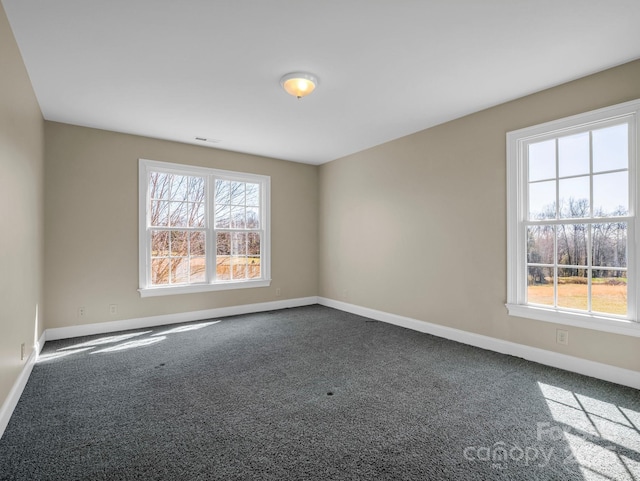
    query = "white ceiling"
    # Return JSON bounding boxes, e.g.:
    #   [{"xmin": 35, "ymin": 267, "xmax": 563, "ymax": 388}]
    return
[{"xmin": 3, "ymin": 1, "xmax": 640, "ymax": 165}]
